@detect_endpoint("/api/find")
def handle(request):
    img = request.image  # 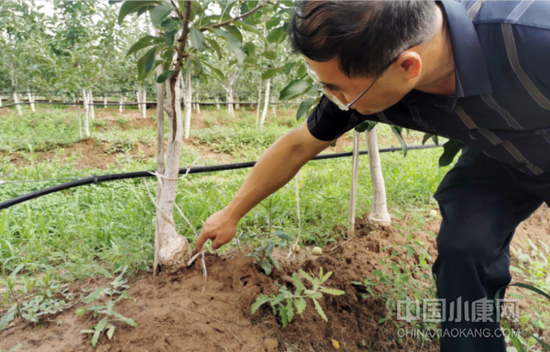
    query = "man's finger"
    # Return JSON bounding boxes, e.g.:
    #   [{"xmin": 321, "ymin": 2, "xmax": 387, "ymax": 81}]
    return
[{"xmin": 195, "ymin": 233, "xmax": 211, "ymax": 252}]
